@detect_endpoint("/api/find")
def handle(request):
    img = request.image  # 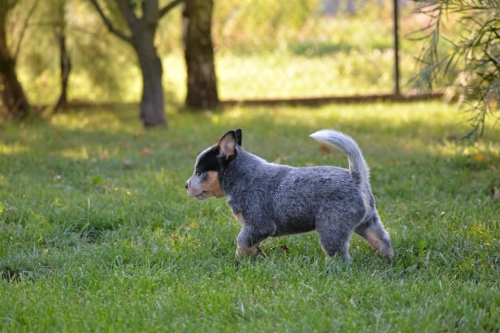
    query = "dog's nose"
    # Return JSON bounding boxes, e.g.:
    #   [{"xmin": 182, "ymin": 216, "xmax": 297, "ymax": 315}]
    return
[{"xmin": 185, "ymin": 181, "xmax": 189, "ymax": 189}]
